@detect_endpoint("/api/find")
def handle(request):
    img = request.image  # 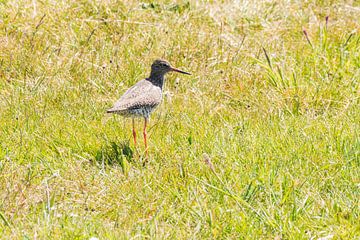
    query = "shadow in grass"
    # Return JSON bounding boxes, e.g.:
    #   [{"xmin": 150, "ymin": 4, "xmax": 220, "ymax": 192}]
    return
[{"xmin": 95, "ymin": 141, "xmax": 133, "ymax": 170}]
